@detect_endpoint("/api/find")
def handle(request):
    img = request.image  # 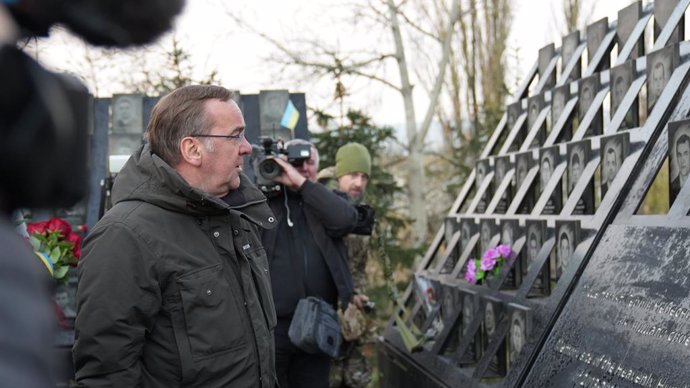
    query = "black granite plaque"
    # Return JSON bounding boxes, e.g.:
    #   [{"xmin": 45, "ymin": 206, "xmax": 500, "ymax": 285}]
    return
[
  {"xmin": 475, "ymin": 159, "xmax": 491, "ymax": 213},
  {"xmin": 507, "ymin": 304, "xmax": 531, "ymax": 369},
  {"xmin": 481, "ymin": 297, "xmax": 507, "ymax": 378},
  {"xmin": 551, "ymin": 84, "xmax": 570, "ymax": 132},
  {"xmin": 459, "ymin": 289, "xmax": 481, "ymax": 366},
  {"xmin": 479, "ymin": 219, "xmax": 497, "ymax": 256},
  {"xmin": 441, "ymin": 216, "xmax": 460, "ymax": 274},
  {"xmin": 647, "ymin": 43, "xmax": 680, "ymax": 114},
  {"xmin": 538, "ymin": 44, "xmax": 556, "ymax": 89},
  {"xmin": 111, "ymin": 94, "xmax": 144, "ymax": 134},
  {"xmin": 500, "ymin": 219, "xmax": 522, "ymax": 290},
  {"xmin": 540, "ymin": 146, "xmax": 561, "ymax": 215},
  {"xmin": 610, "ymin": 59, "xmax": 639, "ymax": 129},
  {"xmin": 506, "ymin": 101, "xmax": 525, "ymax": 152},
  {"xmin": 523, "ymin": 225, "xmax": 690, "ymax": 387},
  {"xmin": 515, "ymin": 151, "xmax": 536, "ymax": 214},
  {"xmin": 561, "ymin": 31, "xmax": 581, "ymax": 82},
  {"xmin": 494, "ymin": 155, "xmax": 512, "ymax": 214},
  {"xmin": 568, "ymin": 140, "xmax": 594, "ymax": 214},
  {"xmin": 258, "ymin": 90, "xmax": 292, "ymax": 140},
  {"xmin": 654, "ymin": 0, "xmax": 685, "ymax": 45},
  {"xmin": 579, "ymin": 74, "xmax": 602, "ymax": 136},
  {"xmin": 525, "ymin": 220, "xmax": 550, "ymax": 297},
  {"xmin": 587, "ymin": 17, "xmax": 609, "ymax": 70},
  {"xmin": 554, "ymin": 220, "xmax": 580, "ymax": 280},
  {"xmin": 668, "ymin": 118, "xmax": 690, "ymax": 204},
  {"xmin": 600, "ymin": 132, "xmax": 629, "ymax": 197},
  {"xmin": 528, "ymin": 94, "xmax": 546, "ymax": 148},
  {"xmin": 617, "ymin": 1, "xmax": 644, "ymax": 59}
]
